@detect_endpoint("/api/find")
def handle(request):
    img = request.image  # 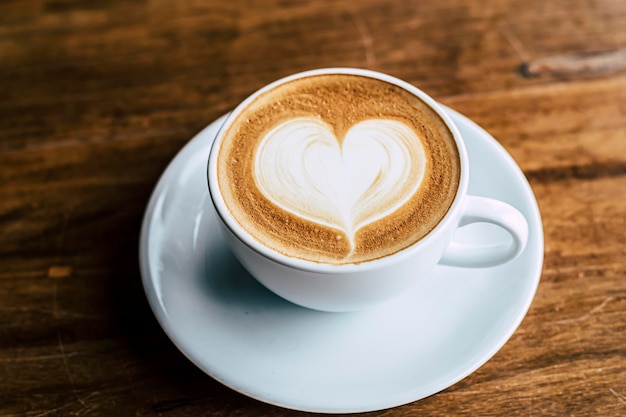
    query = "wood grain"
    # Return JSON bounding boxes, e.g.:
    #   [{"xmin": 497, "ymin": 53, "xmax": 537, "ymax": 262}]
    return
[
  {"xmin": 1, "ymin": 0, "xmax": 625, "ymax": 416},
  {"xmin": 522, "ymin": 49, "xmax": 626, "ymax": 78}
]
